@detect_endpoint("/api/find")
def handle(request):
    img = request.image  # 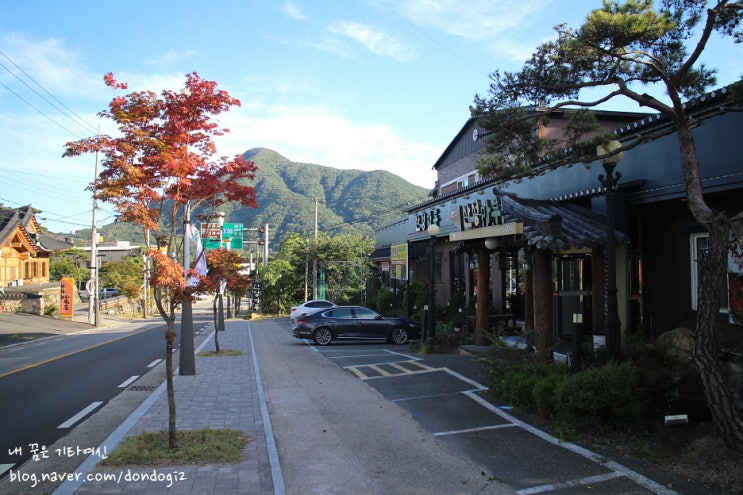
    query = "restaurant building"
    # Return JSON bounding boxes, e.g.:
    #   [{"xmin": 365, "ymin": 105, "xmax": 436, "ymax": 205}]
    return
[{"xmin": 373, "ymin": 84, "xmax": 743, "ymax": 355}]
